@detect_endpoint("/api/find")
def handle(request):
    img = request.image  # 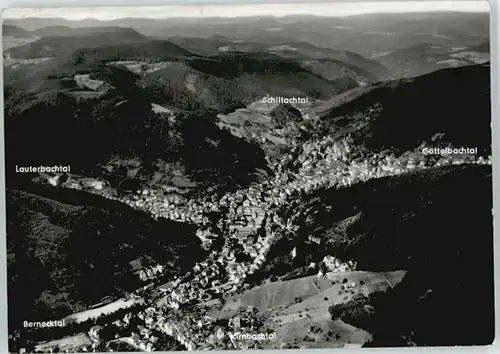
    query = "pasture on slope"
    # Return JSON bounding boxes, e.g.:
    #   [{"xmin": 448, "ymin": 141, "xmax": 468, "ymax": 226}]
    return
[{"xmin": 212, "ymin": 270, "xmax": 406, "ymax": 348}]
